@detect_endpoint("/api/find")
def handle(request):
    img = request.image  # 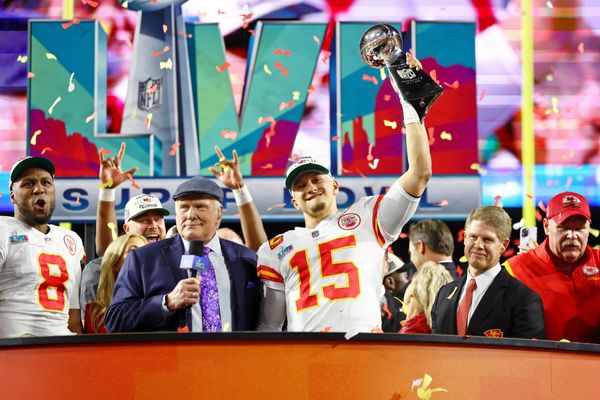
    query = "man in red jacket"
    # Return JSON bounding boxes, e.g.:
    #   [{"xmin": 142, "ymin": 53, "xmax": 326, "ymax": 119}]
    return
[{"xmin": 505, "ymin": 192, "xmax": 600, "ymax": 343}]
